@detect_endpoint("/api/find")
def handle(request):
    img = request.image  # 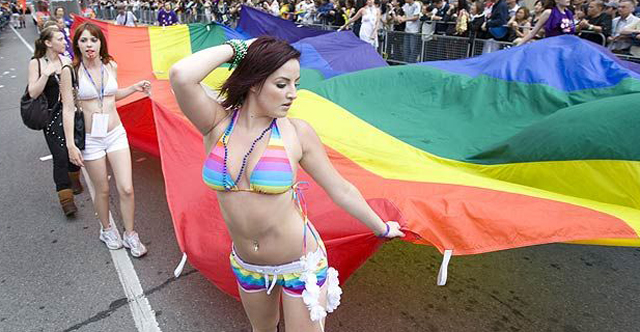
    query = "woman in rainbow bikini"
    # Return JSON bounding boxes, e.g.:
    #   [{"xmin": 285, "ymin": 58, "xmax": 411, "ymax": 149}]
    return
[{"xmin": 169, "ymin": 36, "xmax": 404, "ymax": 332}]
